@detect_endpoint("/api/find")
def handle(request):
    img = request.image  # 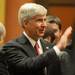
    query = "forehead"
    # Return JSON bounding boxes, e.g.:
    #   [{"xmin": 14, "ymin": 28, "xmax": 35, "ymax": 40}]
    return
[
  {"xmin": 31, "ymin": 15, "xmax": 46, "ymax": 19},
  {"xmin": 48, "ymin": 23, "xmax": 59, "ymax": 29}
]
